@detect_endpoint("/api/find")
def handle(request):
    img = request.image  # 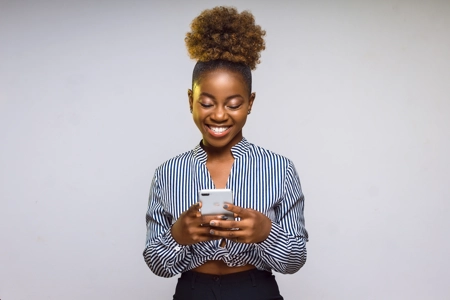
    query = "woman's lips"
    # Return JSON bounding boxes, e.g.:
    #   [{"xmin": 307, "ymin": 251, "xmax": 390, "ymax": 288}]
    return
[{"xmin": 206, "ymin": 125, "xmax": 231, "ymax": 137}]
